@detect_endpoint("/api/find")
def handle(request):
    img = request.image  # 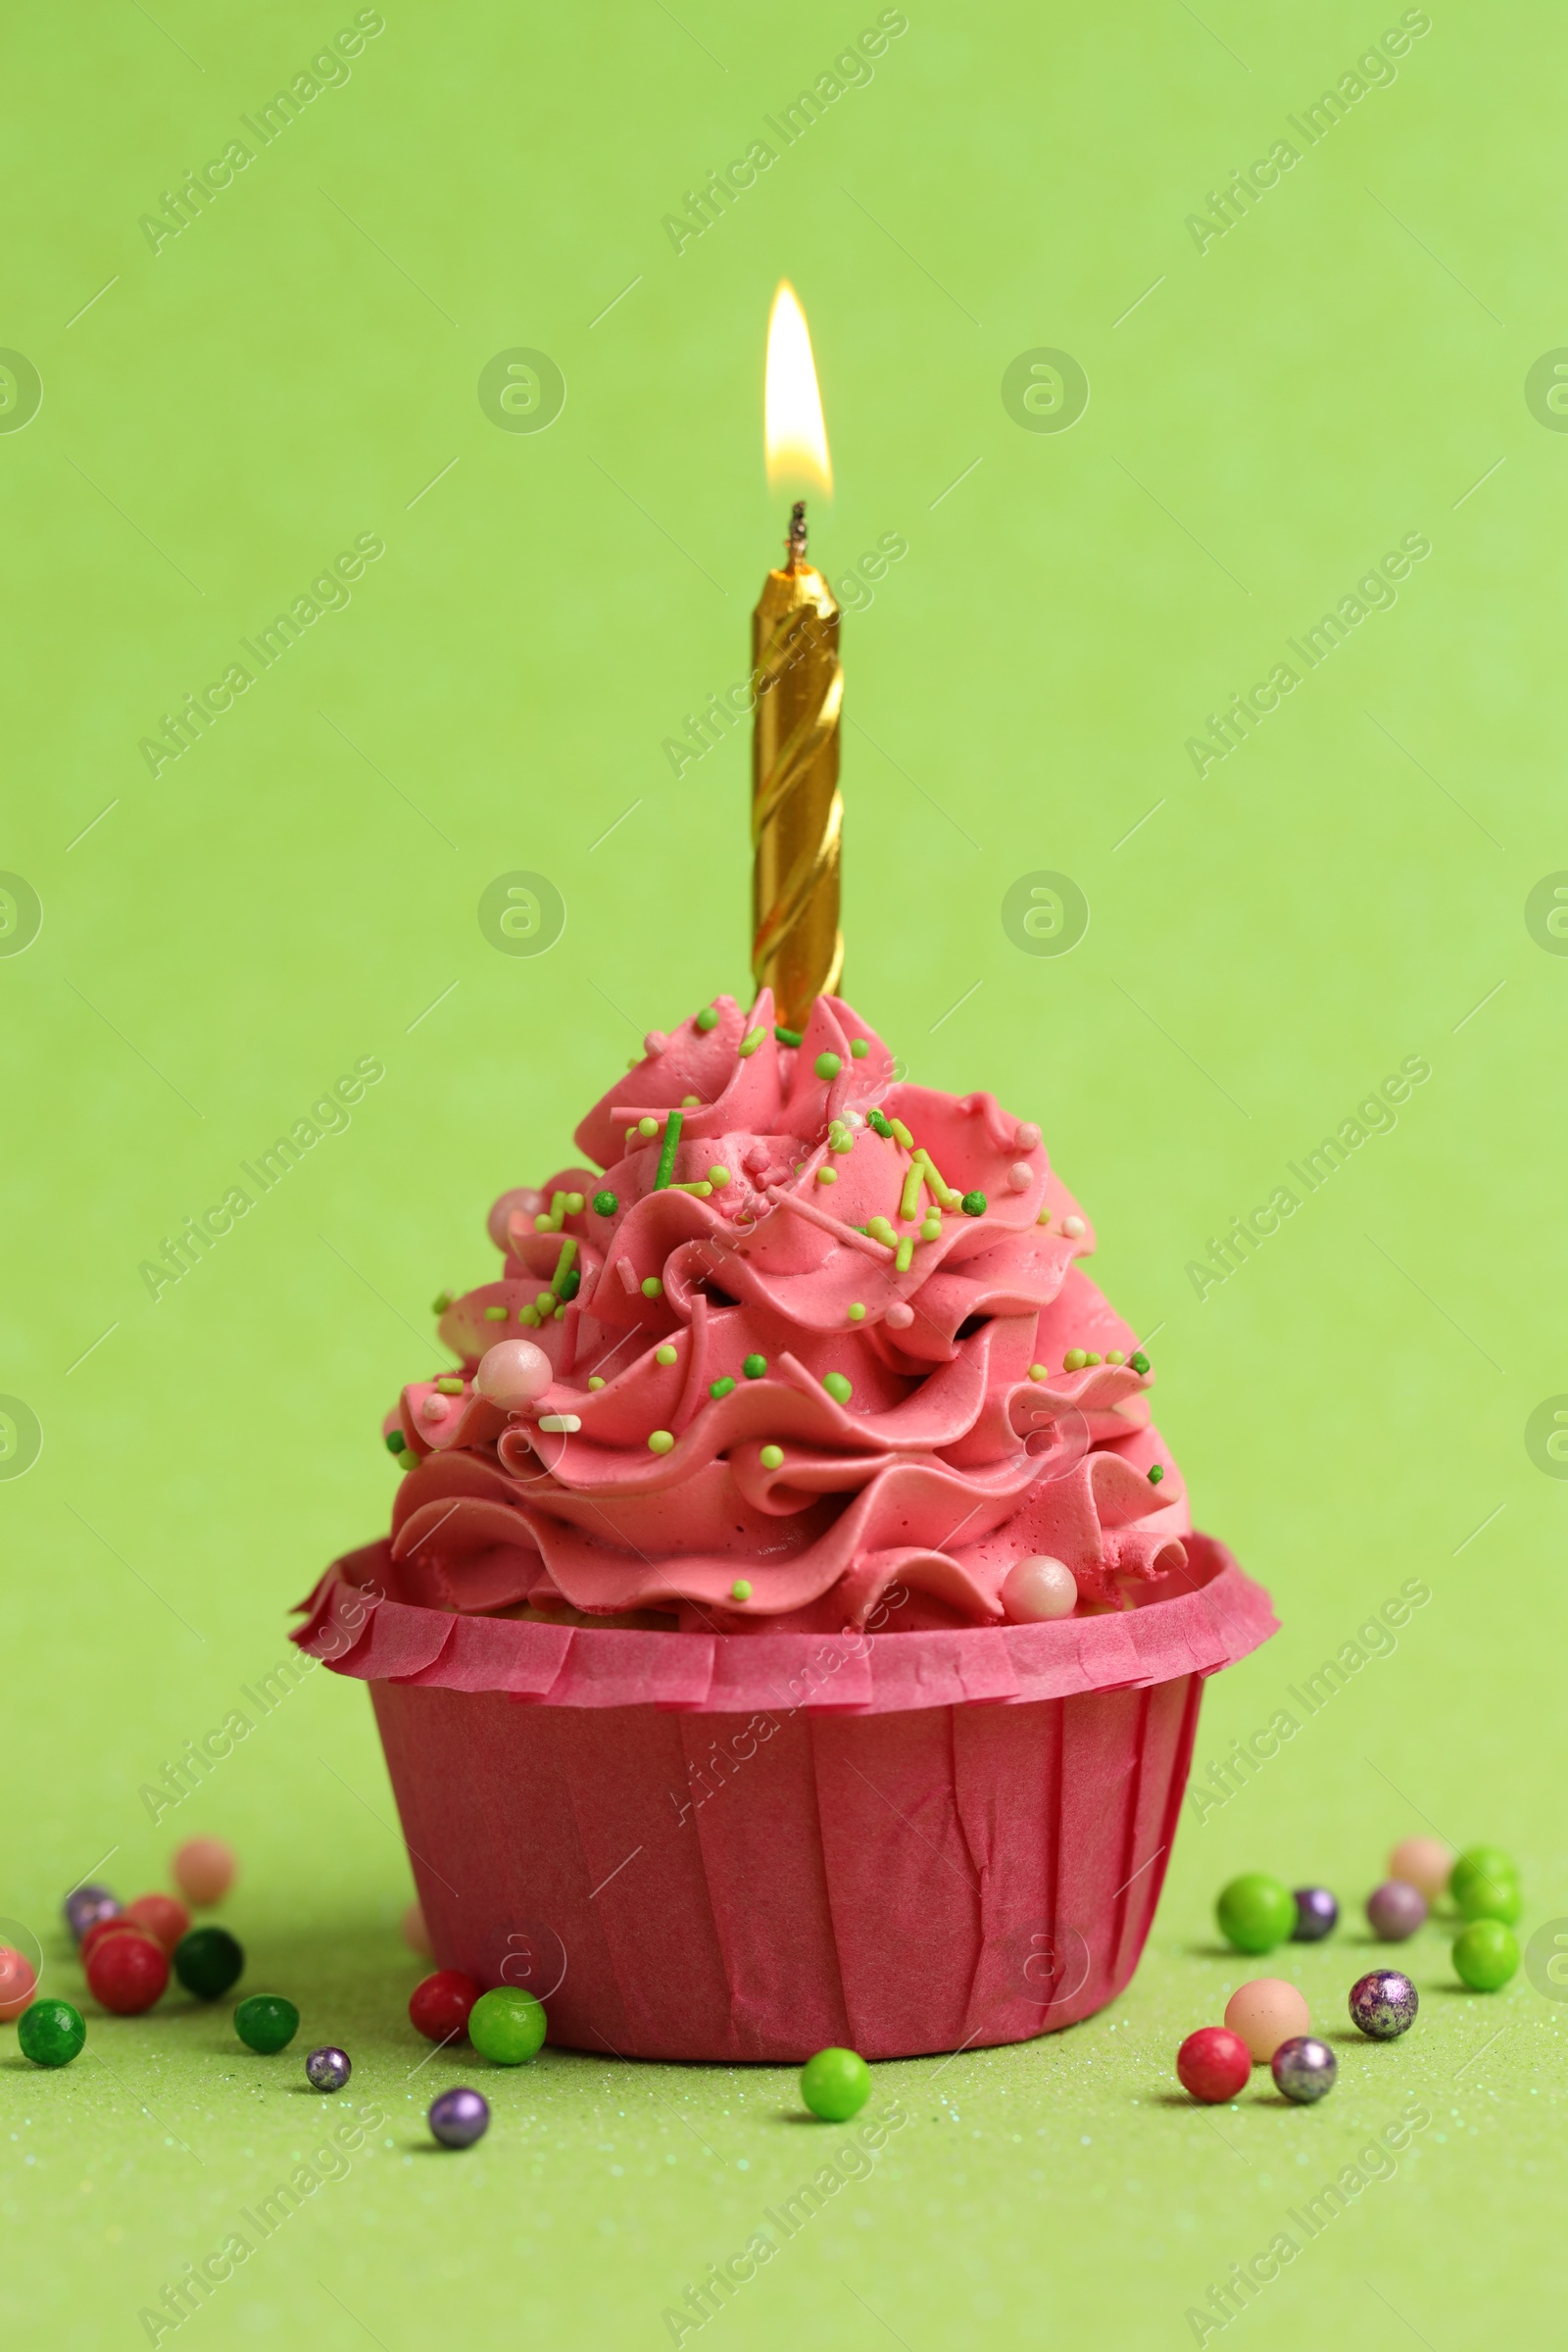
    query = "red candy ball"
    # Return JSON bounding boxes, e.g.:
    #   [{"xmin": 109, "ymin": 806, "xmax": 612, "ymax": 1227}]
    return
[
  {"xmin": 80, "ymin": 1916, "xmax": 150, "ymax": 1965},
  {"xmin": 409, "ymin": 1969, "xmax": 480, "ymax": 2043},
  {"xmin": 1177, "ymin": 2026, "xmax": 1252, "ymax": 2104},
  {"xmin": 123, "ymin": 1893, "xmax": 192, "ymax": 1954},
  {"xmin": 86, "ymin": 1928, "xmax": 170, "ymax": 2015}
]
